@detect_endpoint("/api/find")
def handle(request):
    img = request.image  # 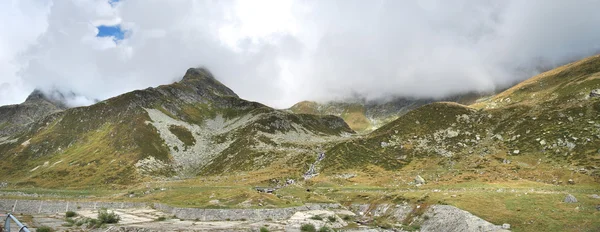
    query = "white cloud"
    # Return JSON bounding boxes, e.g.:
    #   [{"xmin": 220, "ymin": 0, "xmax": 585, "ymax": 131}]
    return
[
  {"xmin": 1, "ymin": 0, "xmax": 600, "ymax": 108},
  {"xmin": 0, "ymin": 0, "xmax": 51, "ymax": 105}
]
